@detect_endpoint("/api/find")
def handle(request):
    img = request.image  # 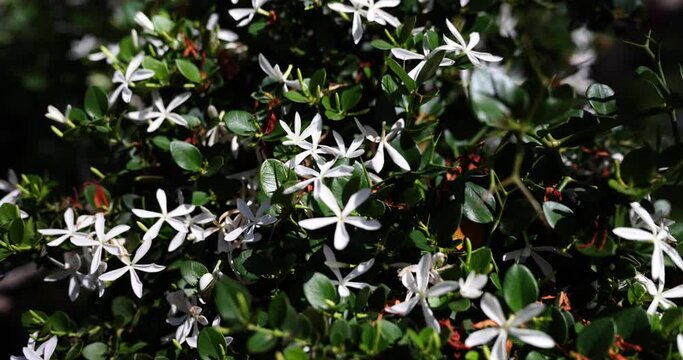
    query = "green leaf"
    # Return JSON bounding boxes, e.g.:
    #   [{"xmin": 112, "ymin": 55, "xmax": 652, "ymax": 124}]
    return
[
  {"xmin": 111, "ymin": 296, "xmax": 136, "ymax": 327},
  {"xmin": 224, "ymin": 110, "xmax": 257, "ymax": 136},
  {"xmin": 142, "ymin": 56, "xmax": 169, "ymax": 80},
  {"xmin": 215, "ymin": 278, "xmax": 251, "ymax": 324},
  {"xmin": 181, "ymin": 261, "xmax": 209, "ymax": 286},
  {"xmin": 283, "ymin": 346, "xmax": 309, "ymax": 360},
  {"xmin": 330, "ymin": 319, "xmax": 351, "ymax": 346},
  {"xmin": 577, "ymin": 318, "xmax": 616, "ymax": 359},
  {"xmin": 284, "ymin": 91, "xmax": 310, "ymax": 103},
  {"xmin": 386, "ymin": 58, "xmax": 416, "ymax": 91},
  {"xmin": 197, "ymin": 327, "xmax": 227, "ymax": 360},
  {"xmin": 303, "ymin": 273, "xmax": 338, "ymax": 310},
  {"xmin": 82, "ymin": 342, "xmax": 108, "ymax": 360},
  {"xmin": 260, "ymin": 159, "xmax": 290, "ymax": 196},
  {"xmin": 175, "ymin": 59, "xmax": 202, "ymax": 83},
  {"xmin": 341, "ymin": 85, "xmax": 362, "ymax": 110},
  {"xmin": 152, "ymin": 15, "xmax": 175, "ymax": 32},
  {"xmin": 620, "ymin": 147, "xmax": 656, "ymax": 187},
  {"xmin": 247, "ymin": 332, "xmax": 277, "ymax": 354},
  {"xmin": 45, "ymin": 311, "xmax": 74, "ymax": 335},
  {"xmin": 586, "ymin": 83, "xmax": 617, "ymax": 116},
  {"xmin": 415, "ymin": 50, "xmax": 445, "ymax": 85},
  {"xmin": 371, "ymin": 39, "xmax": 393, "ymax": 50},
  {"xmin": 170, "ymin": 140, "xmax": 203, "ymax": 172},
  {"xmin": 542, "ymin": 201, "xmax": 574, "ymax": 229},
  {"xmin": 463, "ymin": 182, "xmax": 495, "ymax": 224},
  {"xmin": 660, "ymin": 308, "xmax": 683, "ymax": 335},
  {"xmin": 613, "ymin": 307, "xmax": 649, "ymax": 342},
  {"xmin": 470, "ymin": 69, "xmax": 528, "ymax": 128},
  {"xmin": 84, "ymin": 86, "xmax": 108, "ymax": 118},
  {"xmin": 503, "ymin": 264, "xmax": 539, "ymax": 312}
]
